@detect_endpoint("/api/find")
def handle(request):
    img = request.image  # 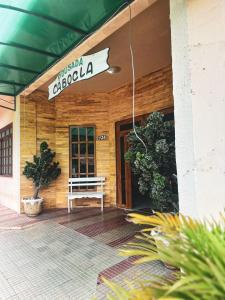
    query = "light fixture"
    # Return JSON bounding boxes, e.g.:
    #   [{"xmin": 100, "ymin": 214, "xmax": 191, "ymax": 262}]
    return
[{"xmin": 107, "ymin": 66, "xmax": 121, "ymax": 74}]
